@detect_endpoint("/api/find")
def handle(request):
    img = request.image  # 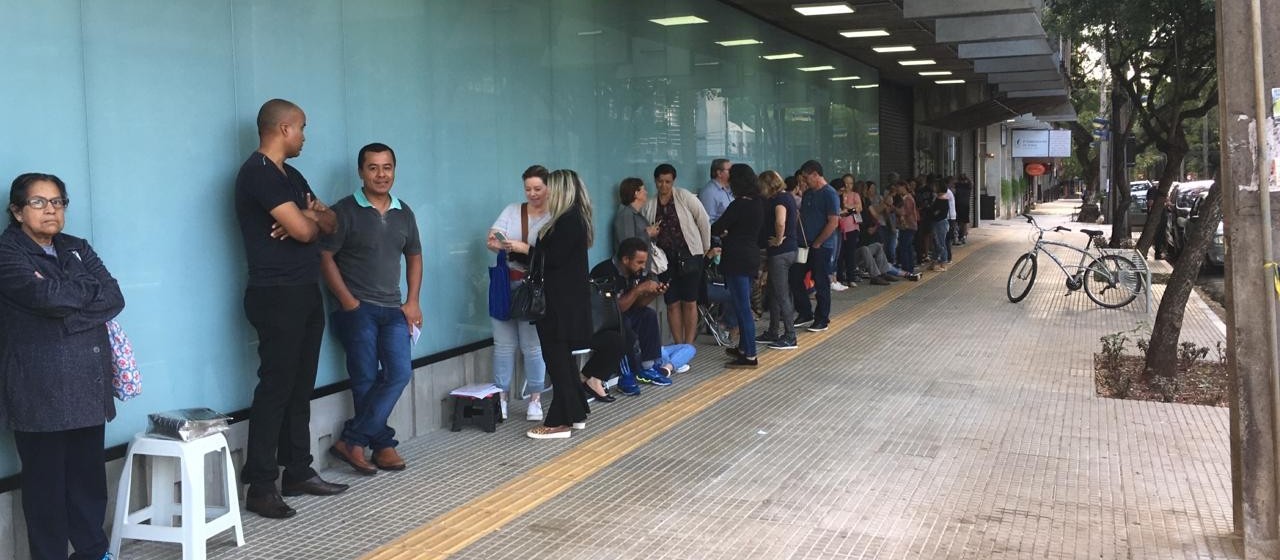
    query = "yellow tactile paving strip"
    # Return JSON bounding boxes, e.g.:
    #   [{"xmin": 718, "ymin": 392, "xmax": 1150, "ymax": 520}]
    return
[{"xmin": 362, "ymin": 236, "xmax": 998, "ymax": 559}]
